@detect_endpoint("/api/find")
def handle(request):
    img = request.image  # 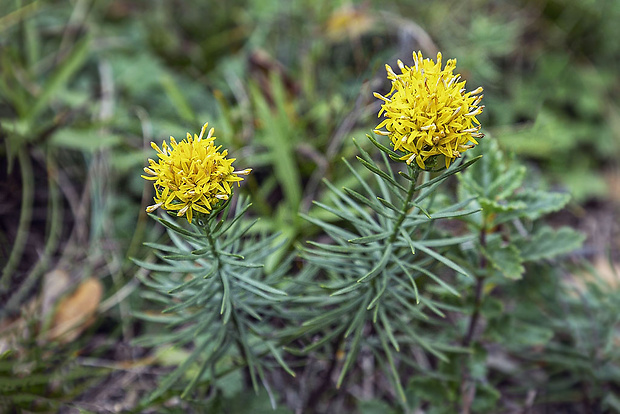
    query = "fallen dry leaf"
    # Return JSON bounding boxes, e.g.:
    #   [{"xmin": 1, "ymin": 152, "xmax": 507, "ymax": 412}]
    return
[{"xmin": 47, "ymin": 277, "xmax": 103, "ymax": 344}]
